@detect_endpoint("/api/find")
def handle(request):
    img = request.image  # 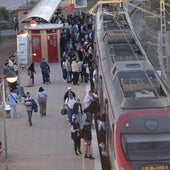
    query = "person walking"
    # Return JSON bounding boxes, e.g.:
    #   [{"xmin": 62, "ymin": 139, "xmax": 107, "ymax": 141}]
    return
[
  {"xmin": 82, "ymin": 119, "xmax": 94, "ymax": 159},
  {"xmin": 70, "ymin": 116, "xmax": 82, "ymax": 155},
  {"xmin": 24, "ymin": 92, "xmax": 34, "ymax": 126},
  {"xmin": 28, "ymin": 62, "xmax": 36, "ymax": 86},
  {"xmin": 7, "ymin": 88, "xmax": 18, "ymax": 120},
  {"xmin": 65, "ymin": 91, "xmax": 76, "ymax": 125},
  {"xmin": 63, "ymin": 87, "xmax": 76, "ymax": 105},
  {"xmin": 40, "ymin": 58, "xmax": 50, "ymax": 84},
  {"xmin": 36, "ymin": 87, "xmax": 48, "ymax": 117},
  {"xmin": 73, "ymin": 98, "xmax": 83, "ymax": 128}
]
